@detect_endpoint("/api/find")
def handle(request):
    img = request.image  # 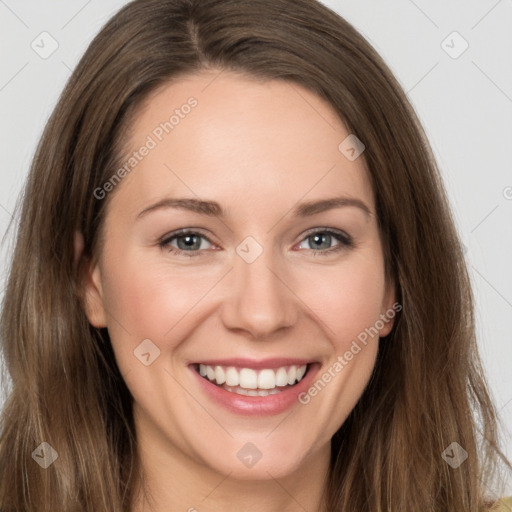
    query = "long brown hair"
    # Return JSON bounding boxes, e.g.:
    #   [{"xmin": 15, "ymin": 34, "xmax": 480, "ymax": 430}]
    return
[{"xmin": 0, "ymin": 0, "xmax": 510, "ymax": 510}]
